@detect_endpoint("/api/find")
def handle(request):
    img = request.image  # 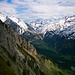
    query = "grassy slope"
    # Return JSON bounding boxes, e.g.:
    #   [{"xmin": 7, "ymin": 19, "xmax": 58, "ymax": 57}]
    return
[
  {"xmin": 0, "ymin": 56, "xmax": 17, "ymax": 75},
  {"xmin": 33, "ymin": 43, "xmax": 75, "ymax": 75}
]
